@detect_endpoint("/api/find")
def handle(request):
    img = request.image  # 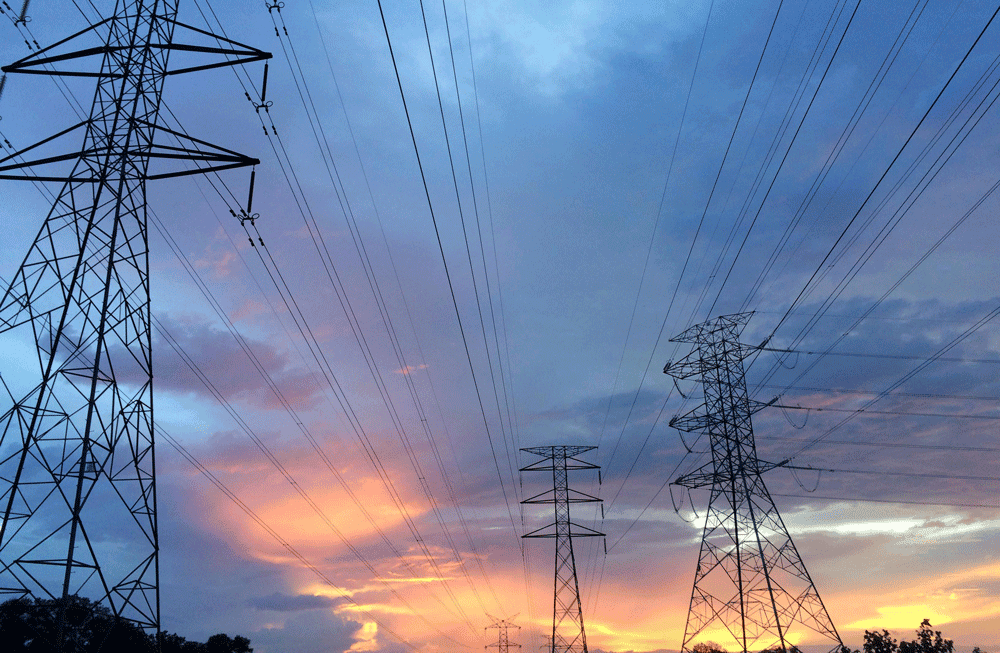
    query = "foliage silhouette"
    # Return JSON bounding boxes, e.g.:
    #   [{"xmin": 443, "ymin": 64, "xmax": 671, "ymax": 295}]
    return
[
  {"xmin": 0, "ymin": 596, "xmax": 252, "ymax": 653},
  {"xmin": 692, "ymin": 642, "xmax": 726, "ymax": 653},
  {"xmin": 860, "ymin": 619, "xmax": 954, "ymax": 653}
]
